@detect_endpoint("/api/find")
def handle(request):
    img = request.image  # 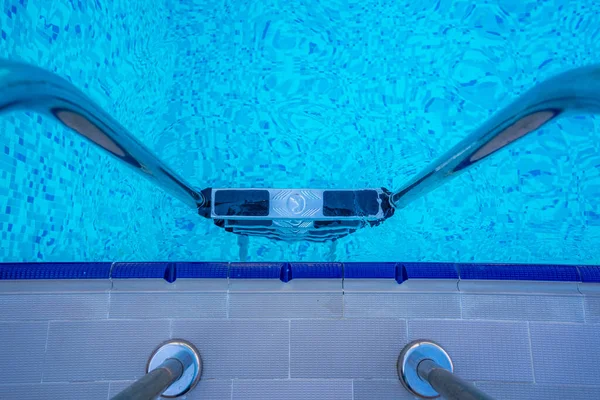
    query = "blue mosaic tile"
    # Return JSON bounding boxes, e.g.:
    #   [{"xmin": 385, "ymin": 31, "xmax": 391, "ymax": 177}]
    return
[
  {"xmin": 175, "ymin": 262, "xmax": 228, "ymax": 278},
  {"xmin": 343, "ymin": 262, "xmax": 397, "ymax": 279},
  {"xmin": 111, "ymin": 262, "xmax": 175, "ymax": 282},
  {"xmin": 0, "ymin": 262, "xmax": 111, "ymax": 279},
  {"xmin": 578, "ymin": 266, "xmax": 600, "ymax": 283},
  {"xmin": 289, "ymin": 263, "xmax": 342, "ymax": 279},
  {"xmin": 230, "ymin": 263, "xmax": 287, "ymax": 280},
  {"xmin": 458, "ymin": 264, "xmax": 580, "ymax": 282},
  {"xmin": 401, "ymin": 262, "xmax": 459, "ymax": 279}
]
